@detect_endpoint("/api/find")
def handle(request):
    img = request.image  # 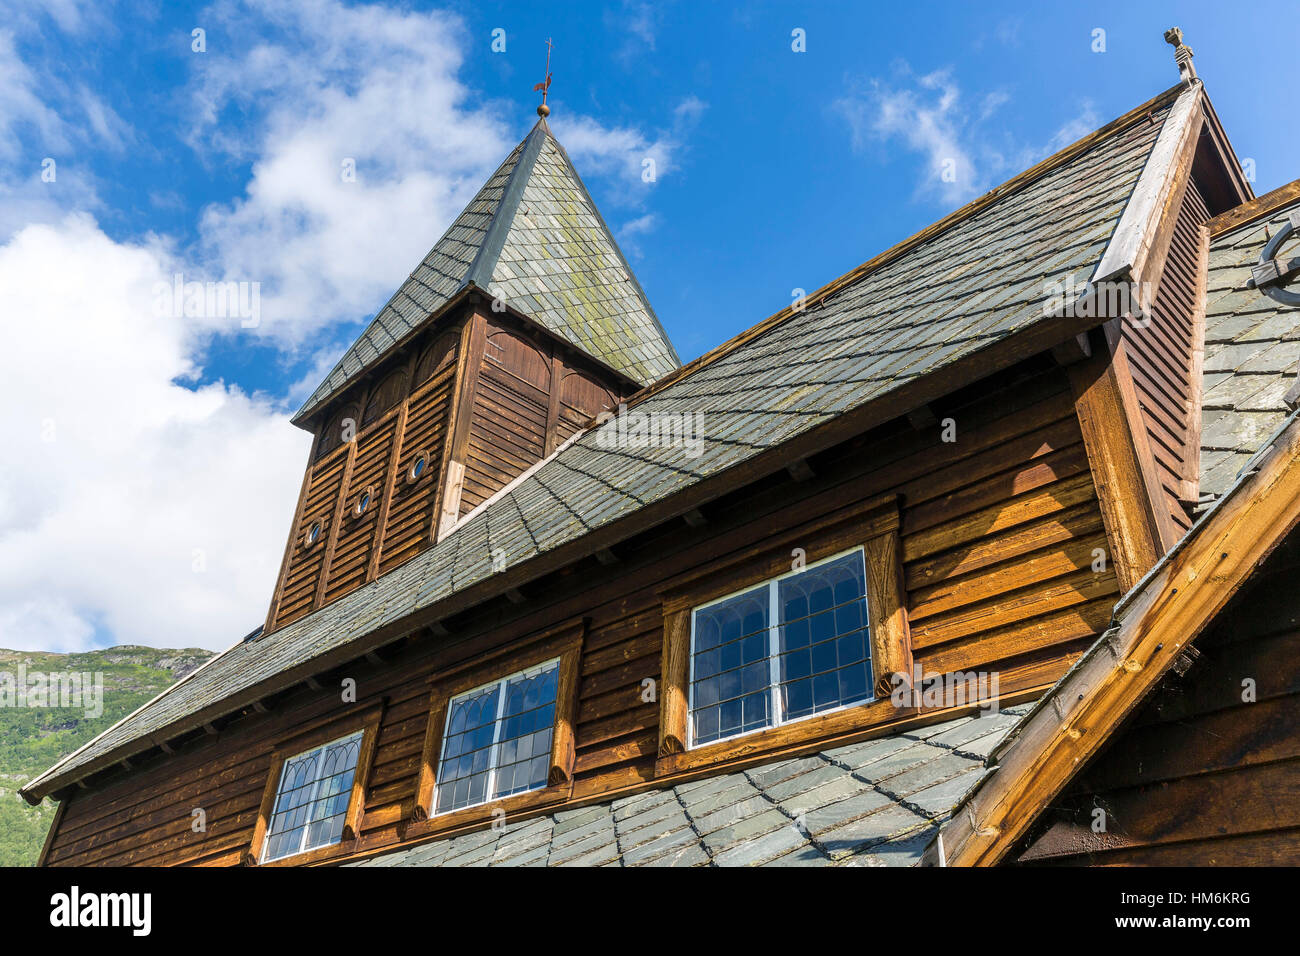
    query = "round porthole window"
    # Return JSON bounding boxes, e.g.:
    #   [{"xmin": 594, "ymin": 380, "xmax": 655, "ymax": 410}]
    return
[
  {"xmin": 353, "ymin": 486, "xmax": 375, "ymax": 519},
  {"xmin": 406, "ymin": 450, "xmax": 430, "ymax": 485},
  {"xmin": 304, "ymin": 522, "xmax": 322, "ymax": 548}
]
